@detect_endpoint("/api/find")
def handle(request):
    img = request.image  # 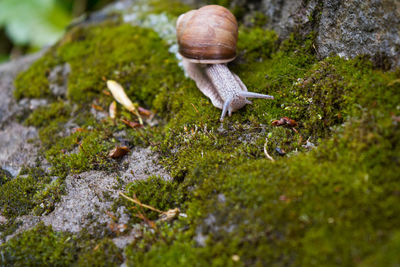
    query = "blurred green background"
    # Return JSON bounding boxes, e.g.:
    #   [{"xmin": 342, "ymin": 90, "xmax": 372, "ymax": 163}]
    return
[{"xmin": 0, "ymin": 0, "xmax": 114, "ymax": 62}]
